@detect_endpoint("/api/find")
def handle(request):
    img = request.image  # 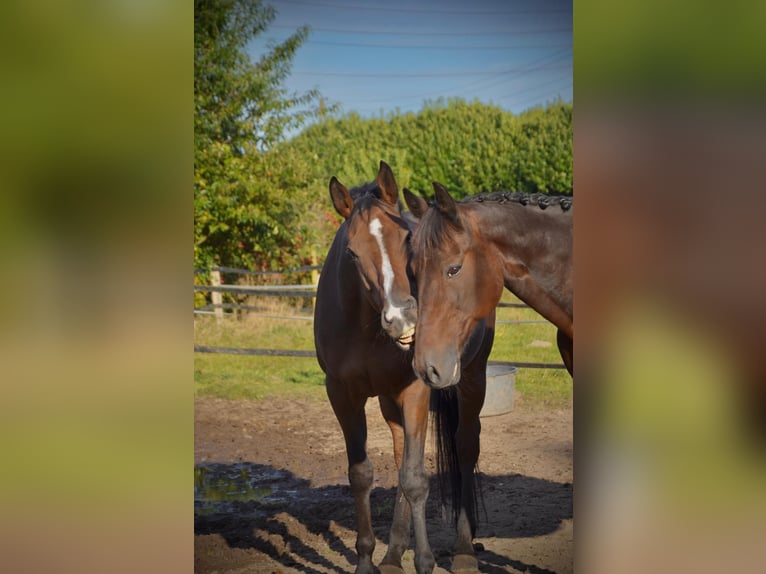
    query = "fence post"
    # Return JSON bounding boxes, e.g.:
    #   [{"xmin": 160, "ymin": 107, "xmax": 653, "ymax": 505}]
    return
[
  {"xmin": 211, "ymin": 268, "xmax": 223, "ymax": 322},
  {"xmin": 310, "ymin": 247, "xmax": 319, "ymax": 311}
]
